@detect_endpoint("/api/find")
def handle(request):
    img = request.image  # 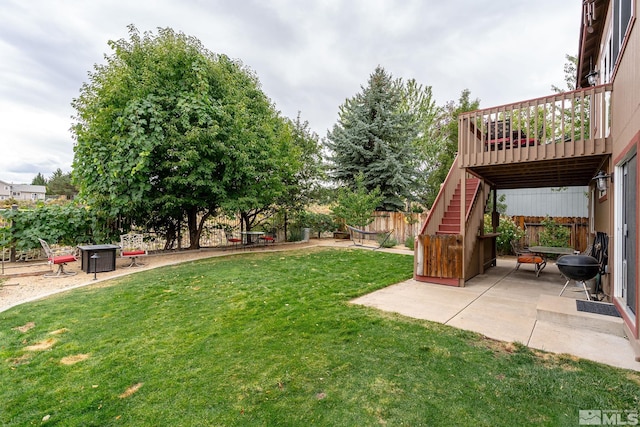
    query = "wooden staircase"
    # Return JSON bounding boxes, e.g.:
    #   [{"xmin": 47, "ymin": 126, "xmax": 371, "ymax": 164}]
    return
[
  {"xmin": 415, "ymin": 172, "xmax": 486, "ymax": 287},
  {"xmin": 436, "ymin": 178, "xmax": 481, "ymax": 235}
]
